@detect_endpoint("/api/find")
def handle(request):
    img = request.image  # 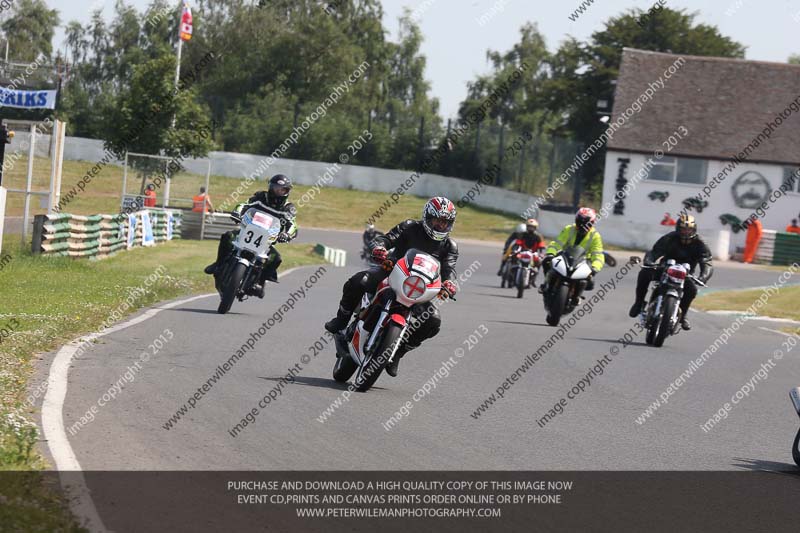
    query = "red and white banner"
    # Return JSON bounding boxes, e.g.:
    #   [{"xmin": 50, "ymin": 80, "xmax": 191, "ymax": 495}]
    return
[{"xmin": 179, "ymin": 1, "xmax": 193, "ymax": 42}]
